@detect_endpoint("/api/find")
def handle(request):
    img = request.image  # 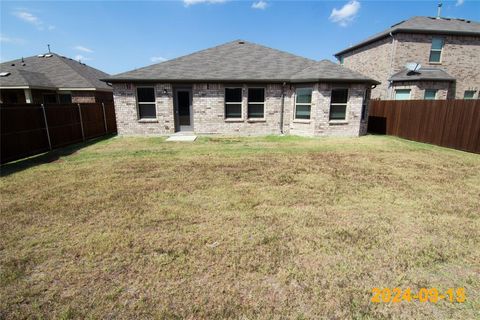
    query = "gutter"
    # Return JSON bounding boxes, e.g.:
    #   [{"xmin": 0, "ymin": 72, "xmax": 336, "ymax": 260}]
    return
[
  {"xmin": 102, "ymin": 78, "xmax": 380, "ymax": 85},
  {"xmin": 387, "ymin": 32, "xmax": 397, "ymax": 99}
]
